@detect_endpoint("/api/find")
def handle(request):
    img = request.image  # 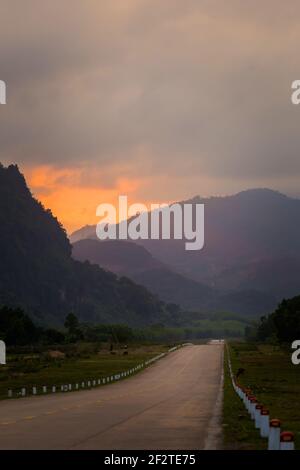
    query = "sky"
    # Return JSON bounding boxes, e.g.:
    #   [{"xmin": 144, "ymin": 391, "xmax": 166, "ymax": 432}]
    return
[{"xmin": 0, "ymin": 0, "xmax": 300, "ymax": 233}]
